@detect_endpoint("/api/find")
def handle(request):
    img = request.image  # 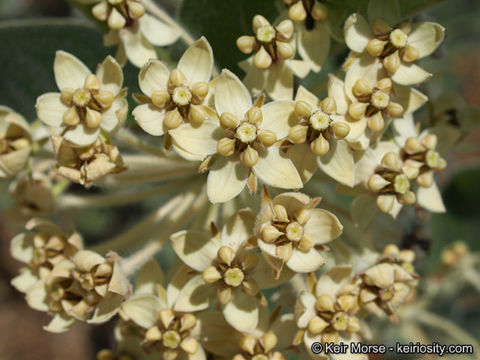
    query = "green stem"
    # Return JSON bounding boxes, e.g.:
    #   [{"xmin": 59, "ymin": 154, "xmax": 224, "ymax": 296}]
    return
[{"xmin": 115, "ymin": 128, "xmax": 165, "ymax": 157}]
